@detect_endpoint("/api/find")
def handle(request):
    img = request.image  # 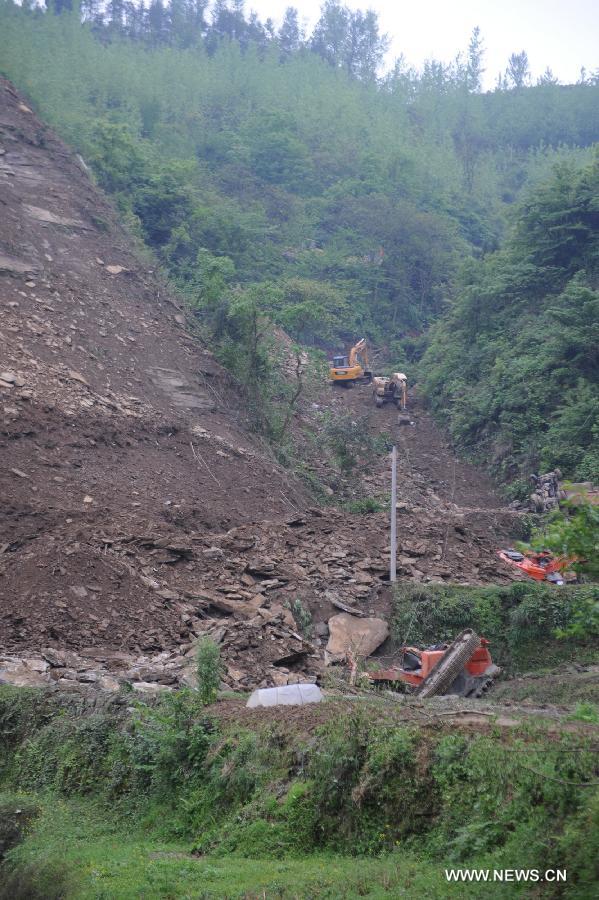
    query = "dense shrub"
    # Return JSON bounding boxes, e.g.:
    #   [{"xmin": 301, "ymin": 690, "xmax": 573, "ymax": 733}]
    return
[
  {"xmin": 1, "ymin": 690, "xmax": 597, "ymax": 892},
  {"xmin": 392, "ymin": 582, "xmax": 599, "ymax": 670}
]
